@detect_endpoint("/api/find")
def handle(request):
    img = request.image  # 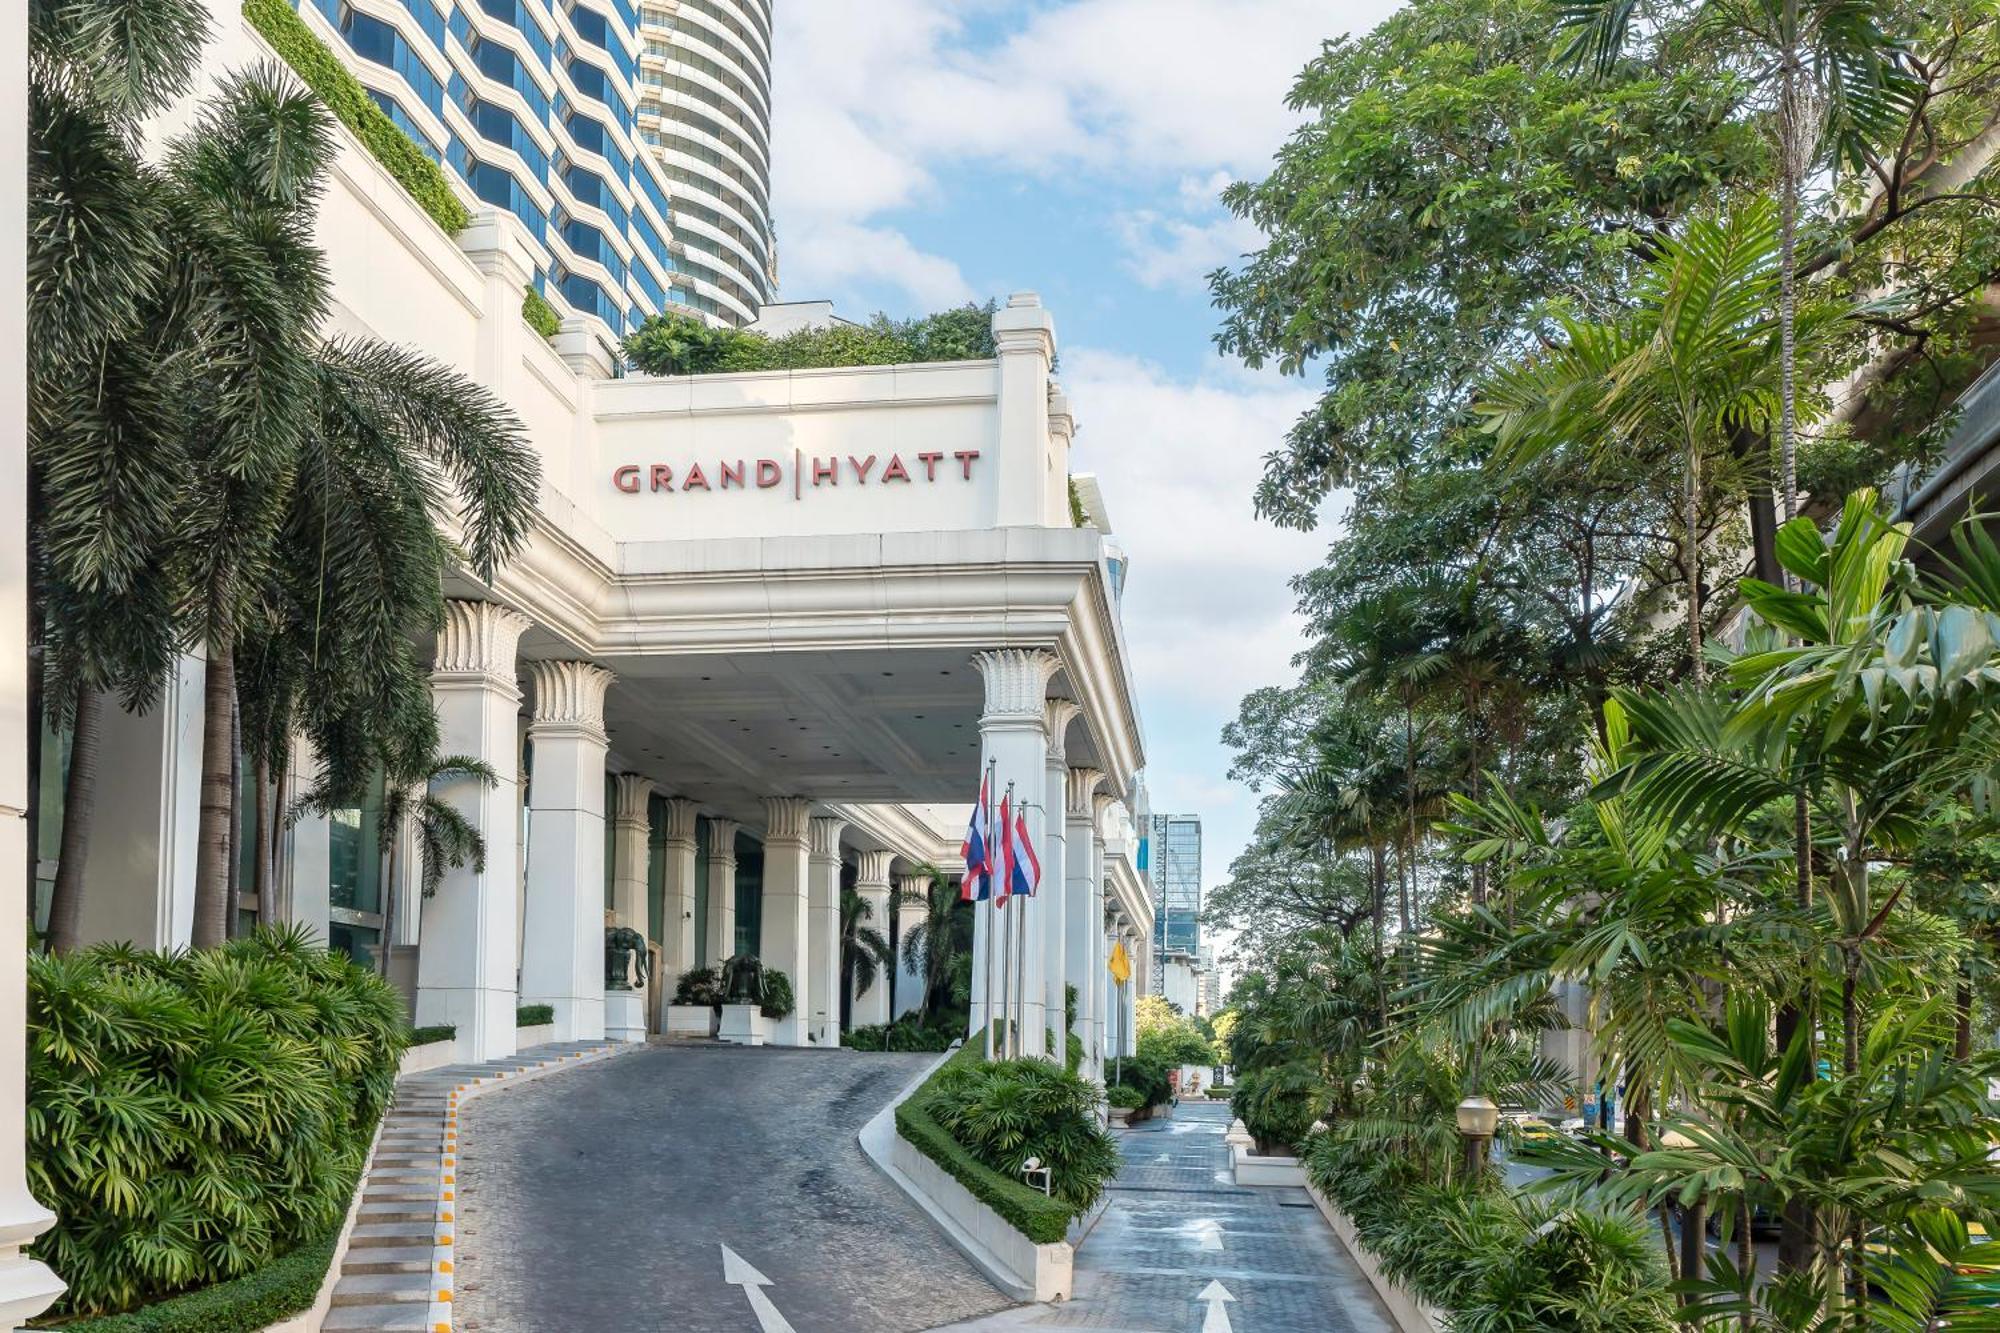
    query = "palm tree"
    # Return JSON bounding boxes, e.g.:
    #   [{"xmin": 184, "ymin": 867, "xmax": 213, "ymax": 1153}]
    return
[
  {"xmin": 839, "ymin": 886, "xmax": 896, "ymax": 1030},
  {"xmin": 896, "ymin": 864, "xmax": 970, "ymax": 1019}
]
